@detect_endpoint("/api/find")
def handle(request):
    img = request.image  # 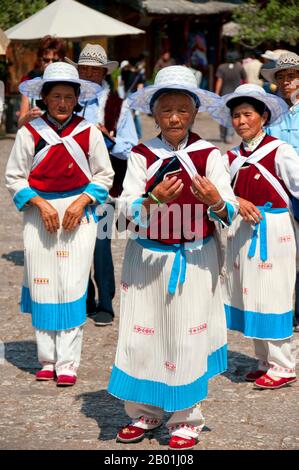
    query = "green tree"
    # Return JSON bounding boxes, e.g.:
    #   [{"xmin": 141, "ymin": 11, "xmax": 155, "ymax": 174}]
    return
[
  {"xmin": 232, "ymin": 0, "xmax": 299, "ymax": 48},
  {"xmin": 0, "ymin": 0, "xmax": 47, "ymax": 30}
]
